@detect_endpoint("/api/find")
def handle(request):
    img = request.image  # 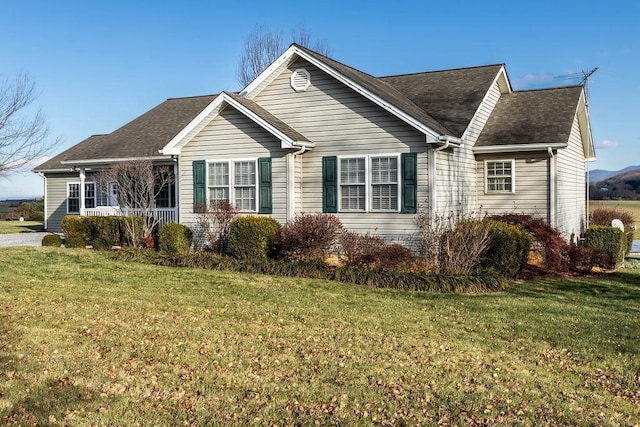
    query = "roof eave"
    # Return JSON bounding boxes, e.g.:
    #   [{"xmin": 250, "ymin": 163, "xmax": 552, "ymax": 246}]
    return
[{"xmin": 473, "ymin": 142, "xmax": 568, "ymax": 154}]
